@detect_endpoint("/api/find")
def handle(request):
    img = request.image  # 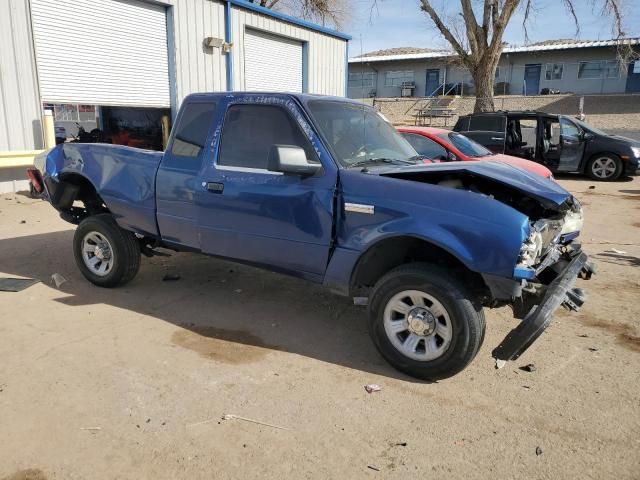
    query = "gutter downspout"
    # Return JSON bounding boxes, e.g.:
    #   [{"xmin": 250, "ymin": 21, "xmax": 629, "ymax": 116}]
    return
[{"xmin": 224, "ymin": 0, "xmax": 234, "ymax": 91}]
